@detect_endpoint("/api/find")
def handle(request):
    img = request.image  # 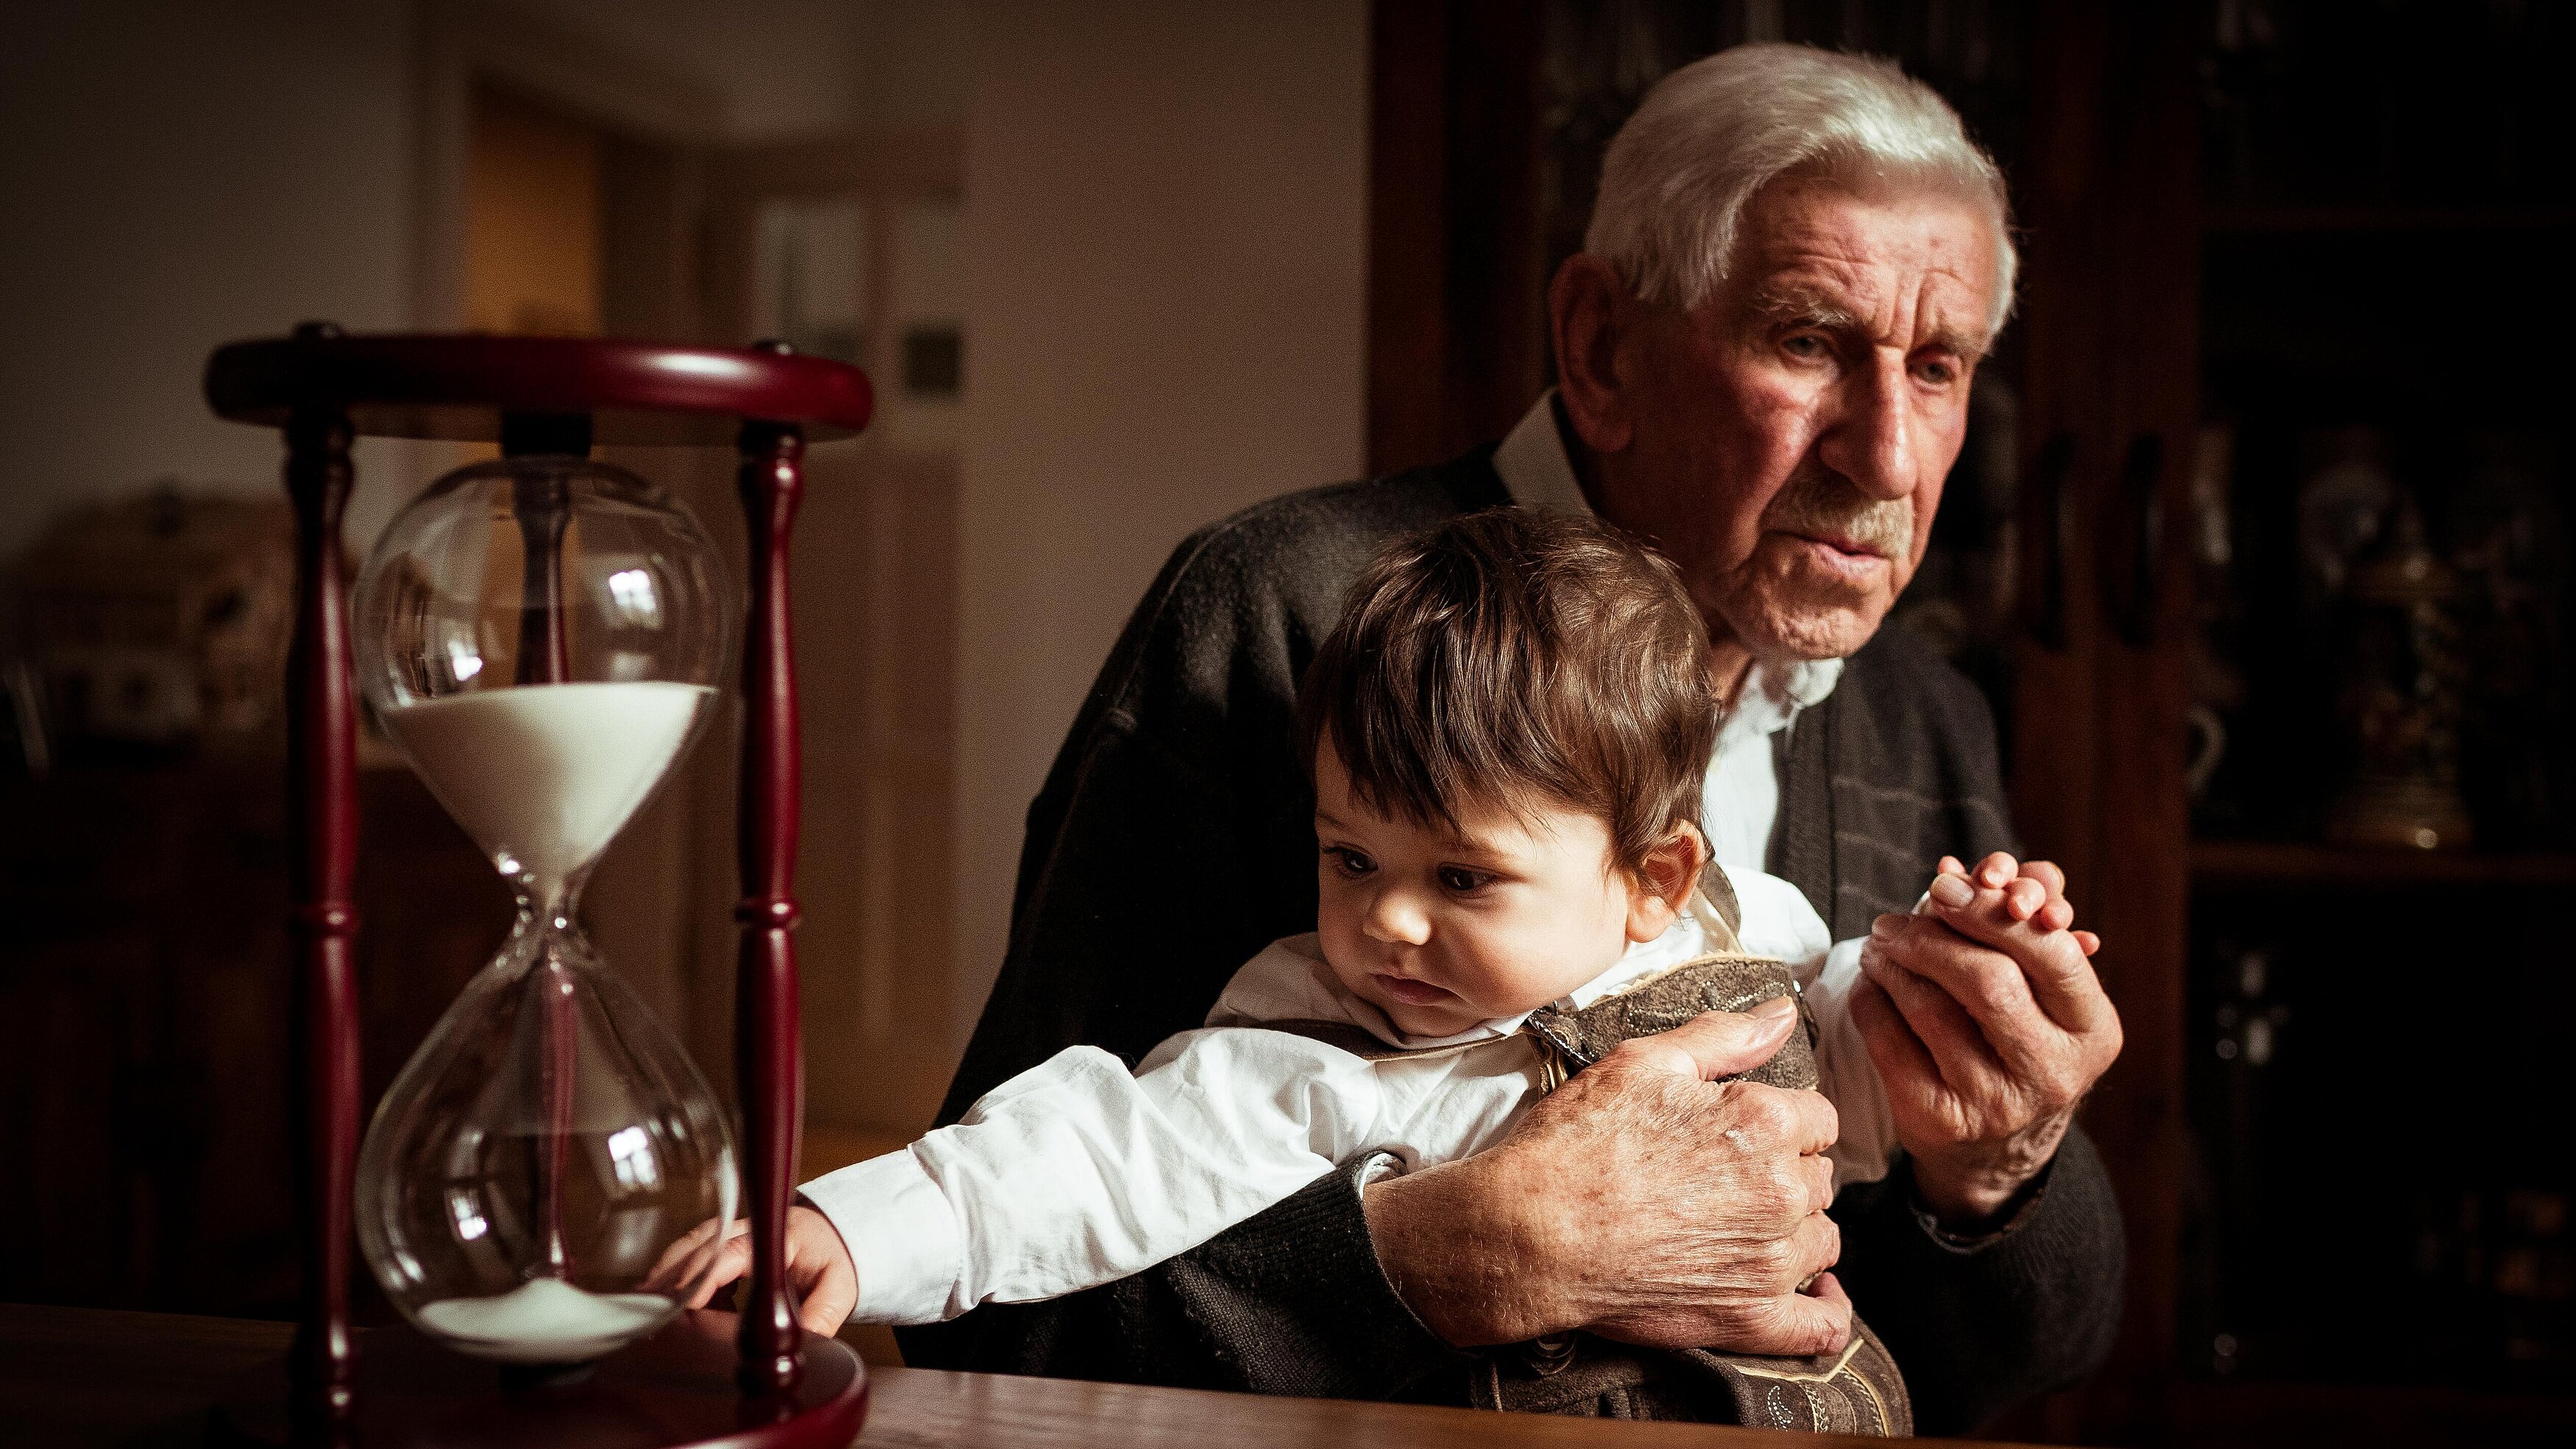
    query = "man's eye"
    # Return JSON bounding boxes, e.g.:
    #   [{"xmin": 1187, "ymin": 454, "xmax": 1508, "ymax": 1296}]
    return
[
  {"xmin": 1913, "ymin": 355, "xmax": 1959, "ymax": 386},
  {"xmin": 1437, "ymin": 866, "xmax": 1493, "ymax": 894},
  {"xmin": 1325, "ymin": 847, "xmax": 1374, "ymax": 876},
  {"xmin": 1781, "ymin": 333, "xmax": 1829, "ymax": 360}
]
